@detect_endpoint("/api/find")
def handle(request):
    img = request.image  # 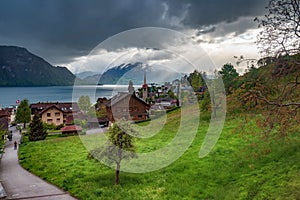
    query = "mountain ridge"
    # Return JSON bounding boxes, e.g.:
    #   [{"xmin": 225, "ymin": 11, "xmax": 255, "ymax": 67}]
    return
[{"xmin": 0, "ymin": 45, "xmax": 75, "ymax": 86}]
